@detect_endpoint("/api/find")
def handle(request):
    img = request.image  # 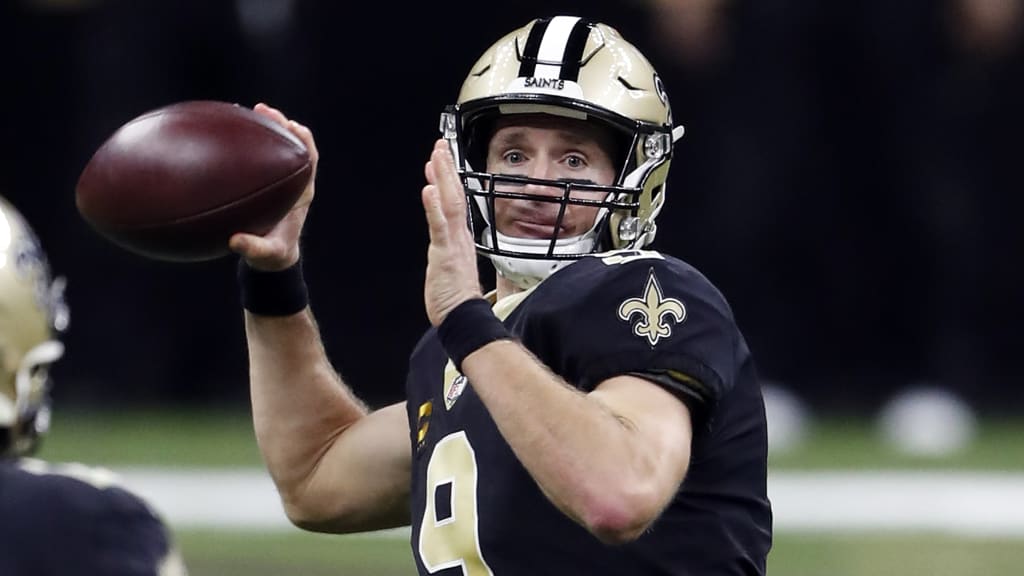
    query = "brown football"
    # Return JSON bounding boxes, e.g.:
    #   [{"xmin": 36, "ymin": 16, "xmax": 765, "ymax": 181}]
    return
[{"xmin": 75, "ymin": 100, "xmax": 311, "ymax": 262}]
